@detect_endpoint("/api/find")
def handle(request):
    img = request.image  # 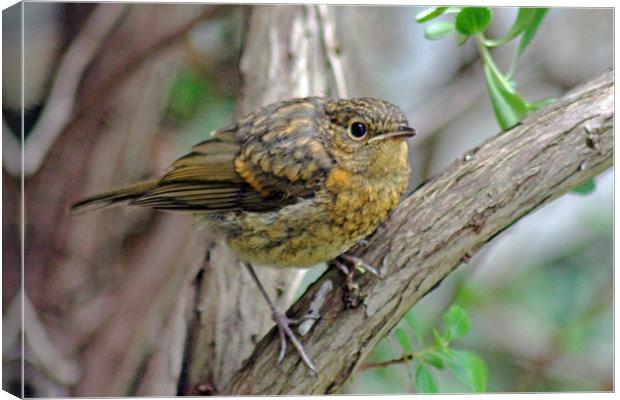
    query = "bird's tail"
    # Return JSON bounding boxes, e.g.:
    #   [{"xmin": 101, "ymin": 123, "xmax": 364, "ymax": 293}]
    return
[{"xmin": 70, "ymin": 178, "xmax": 160, "ymax": 214}]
